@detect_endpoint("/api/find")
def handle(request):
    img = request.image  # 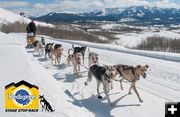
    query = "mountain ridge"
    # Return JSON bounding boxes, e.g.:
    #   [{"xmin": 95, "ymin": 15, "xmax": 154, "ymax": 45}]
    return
[{"xmin": 33, "ymin": 6, "xmax": 180, "ymax": 25}]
